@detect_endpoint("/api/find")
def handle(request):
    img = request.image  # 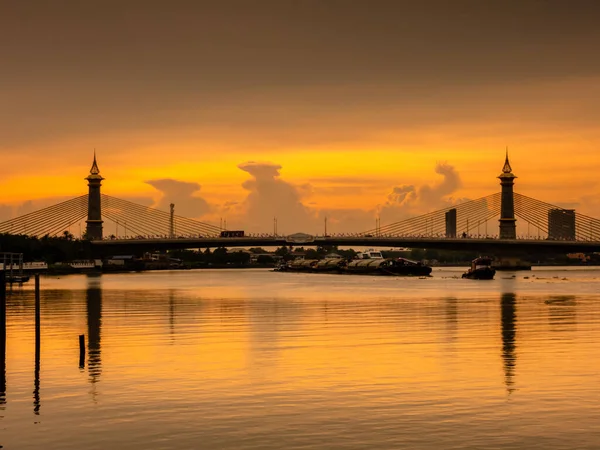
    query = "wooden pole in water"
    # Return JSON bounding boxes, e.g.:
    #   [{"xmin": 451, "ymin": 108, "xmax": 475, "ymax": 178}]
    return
[
  {"xmin": 79, "ymin": 334, "xmax": 85, "ymax": 368},
  {"xmin": 35, "ymin": 274, "xmax": 40, "ymax": 344}
]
